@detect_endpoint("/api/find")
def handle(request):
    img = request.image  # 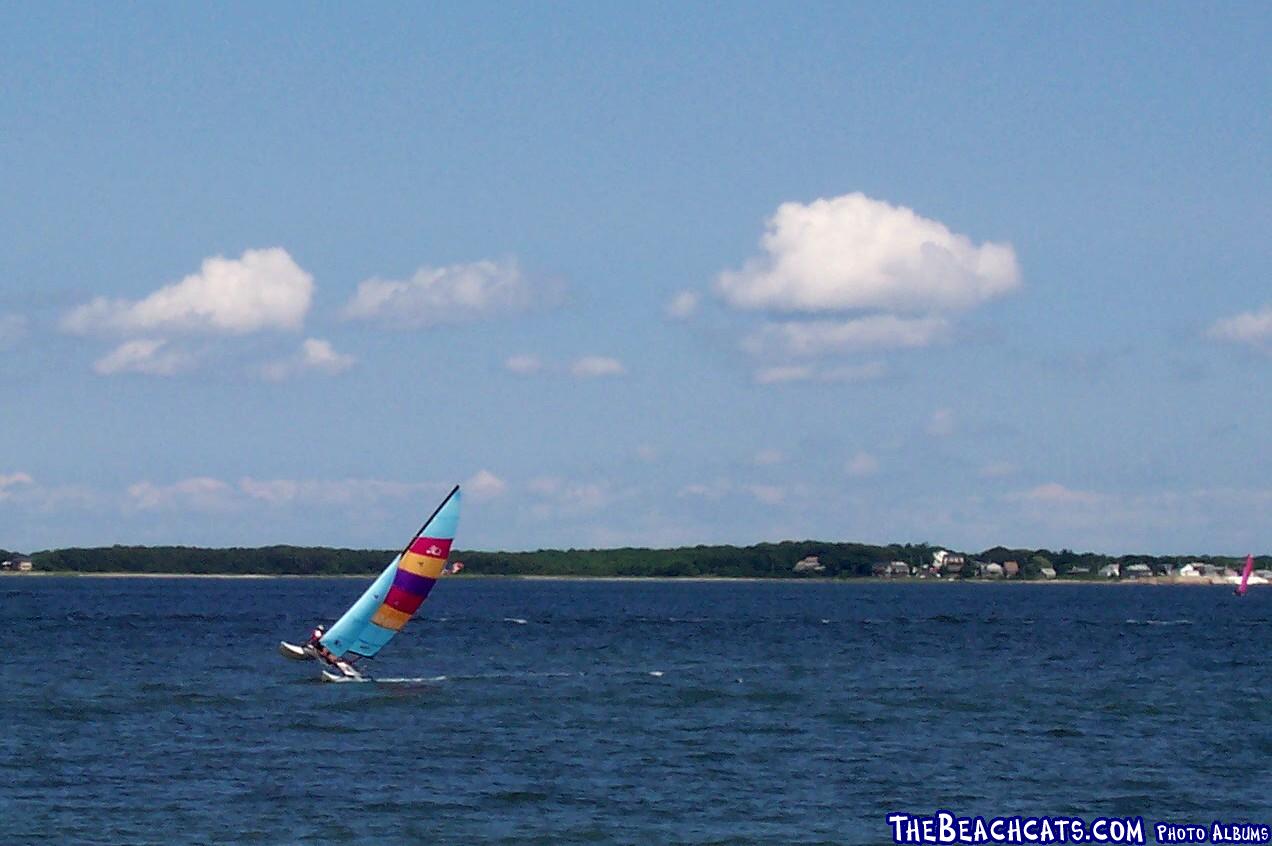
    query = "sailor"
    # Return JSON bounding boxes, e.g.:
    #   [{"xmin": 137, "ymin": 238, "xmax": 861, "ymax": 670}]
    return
[{"xmin": 307, "ymin": 623, "xmax": 326, "ymax": 646}]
